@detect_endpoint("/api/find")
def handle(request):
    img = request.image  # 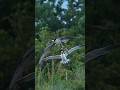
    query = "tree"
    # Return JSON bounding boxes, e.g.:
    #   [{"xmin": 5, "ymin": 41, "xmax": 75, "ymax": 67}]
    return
[{"xmin": 35, "ymin": 0, "xmax": 85, "ymax": 90}]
